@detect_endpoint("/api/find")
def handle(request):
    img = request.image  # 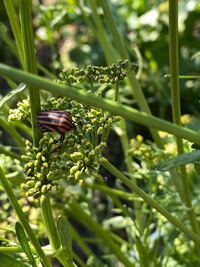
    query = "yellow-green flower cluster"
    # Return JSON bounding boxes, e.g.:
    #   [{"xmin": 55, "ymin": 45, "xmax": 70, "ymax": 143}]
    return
[
  {"xmin": 128, "ymin": 135, "xmax": 167, "ymax": 168},
  {"xmin": 8, "ymin": 98, "xmax": 30, "ymax": 122},
  {"xmin": 21, "ymin": 138, "xmax": 61, "ymax": 198},
  {"xmin": 21, "ymin": 97, "xmax": 120, "ymax": 199},
  {"xmin": 59, "ymin": 60, "xmax": 137, "ymax": 85}
]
